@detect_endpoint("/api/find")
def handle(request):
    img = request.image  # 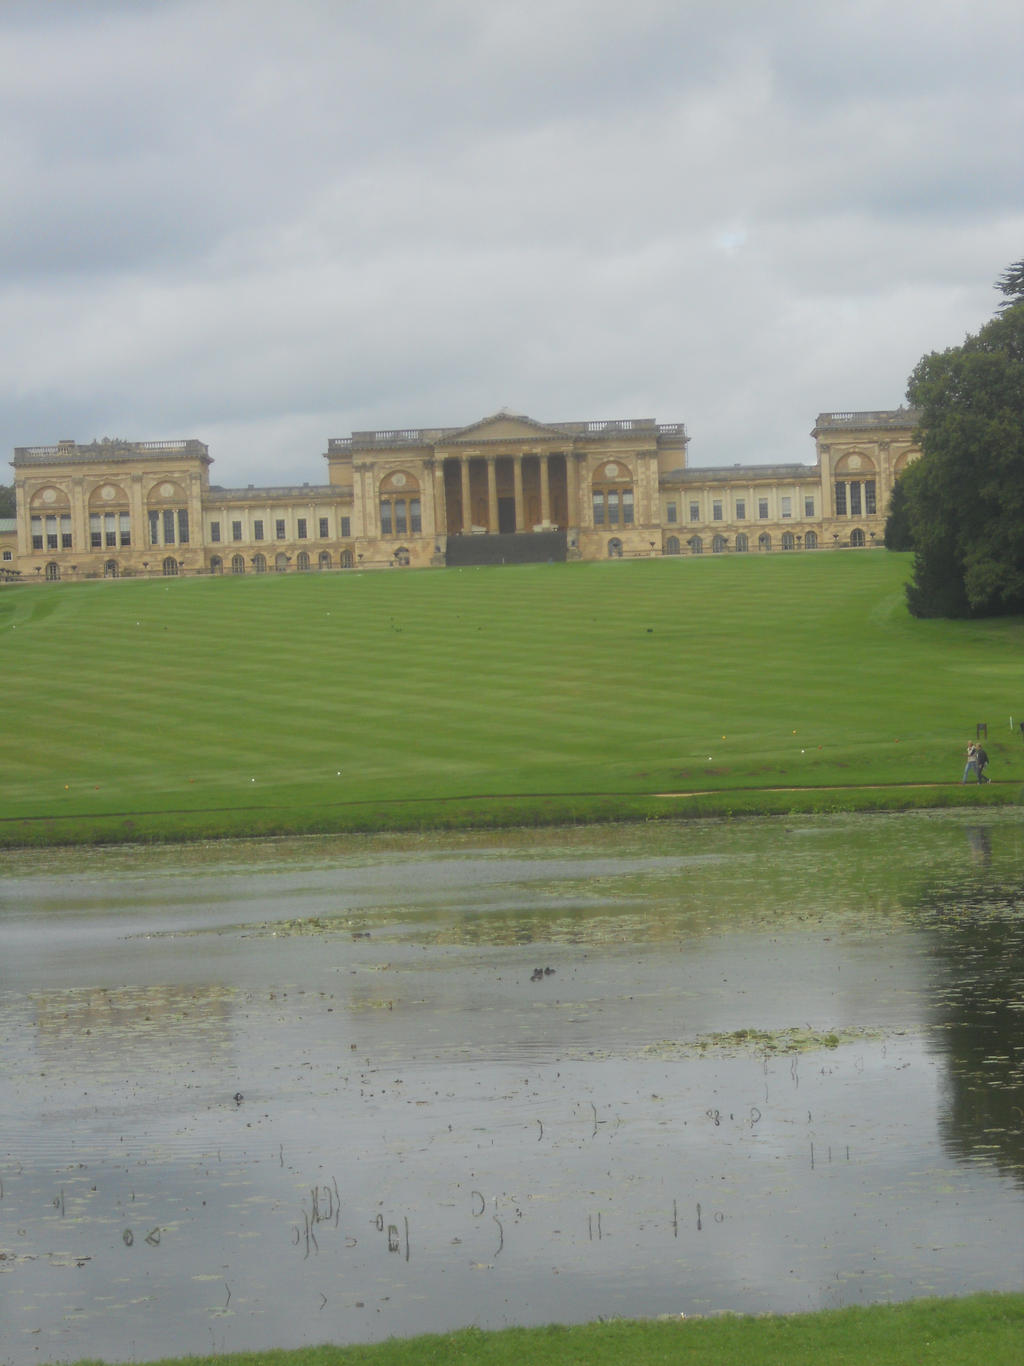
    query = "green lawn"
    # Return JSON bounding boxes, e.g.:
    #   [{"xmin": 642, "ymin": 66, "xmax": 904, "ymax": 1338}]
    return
[
  {"xmin": 62, "ymin": 1294, "xmax": 1024, "ymax": 1366},
  {"xmin": 2, "ymin": 551, "xmax": 1022, "ymax": 845}
]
